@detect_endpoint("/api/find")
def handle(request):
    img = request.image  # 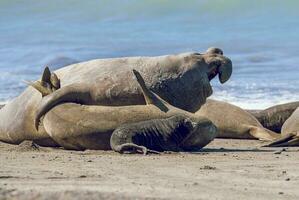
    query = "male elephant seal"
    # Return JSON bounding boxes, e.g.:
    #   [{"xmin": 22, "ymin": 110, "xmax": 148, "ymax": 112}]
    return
[
  {"xmin": 248, "ymin": 101, "xmax": 299, "ymax": 133},
  {"xmin": 37, "ymin": 70, "xmax": 218, "ymax": 153},
  {"xmin": 195, "ymin": 99, "xmax": 280, "ymax": 141},
  {"xmin": 34, "ymin": 47, "xmax": 232, "ymax": 129},
  {"xmin": 0, "ymin": 47, "xmax": 232, "ymax": 144},
  {"xmin": 266, "ymin": 107, "xmax": 299, "ymax": 147}
]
